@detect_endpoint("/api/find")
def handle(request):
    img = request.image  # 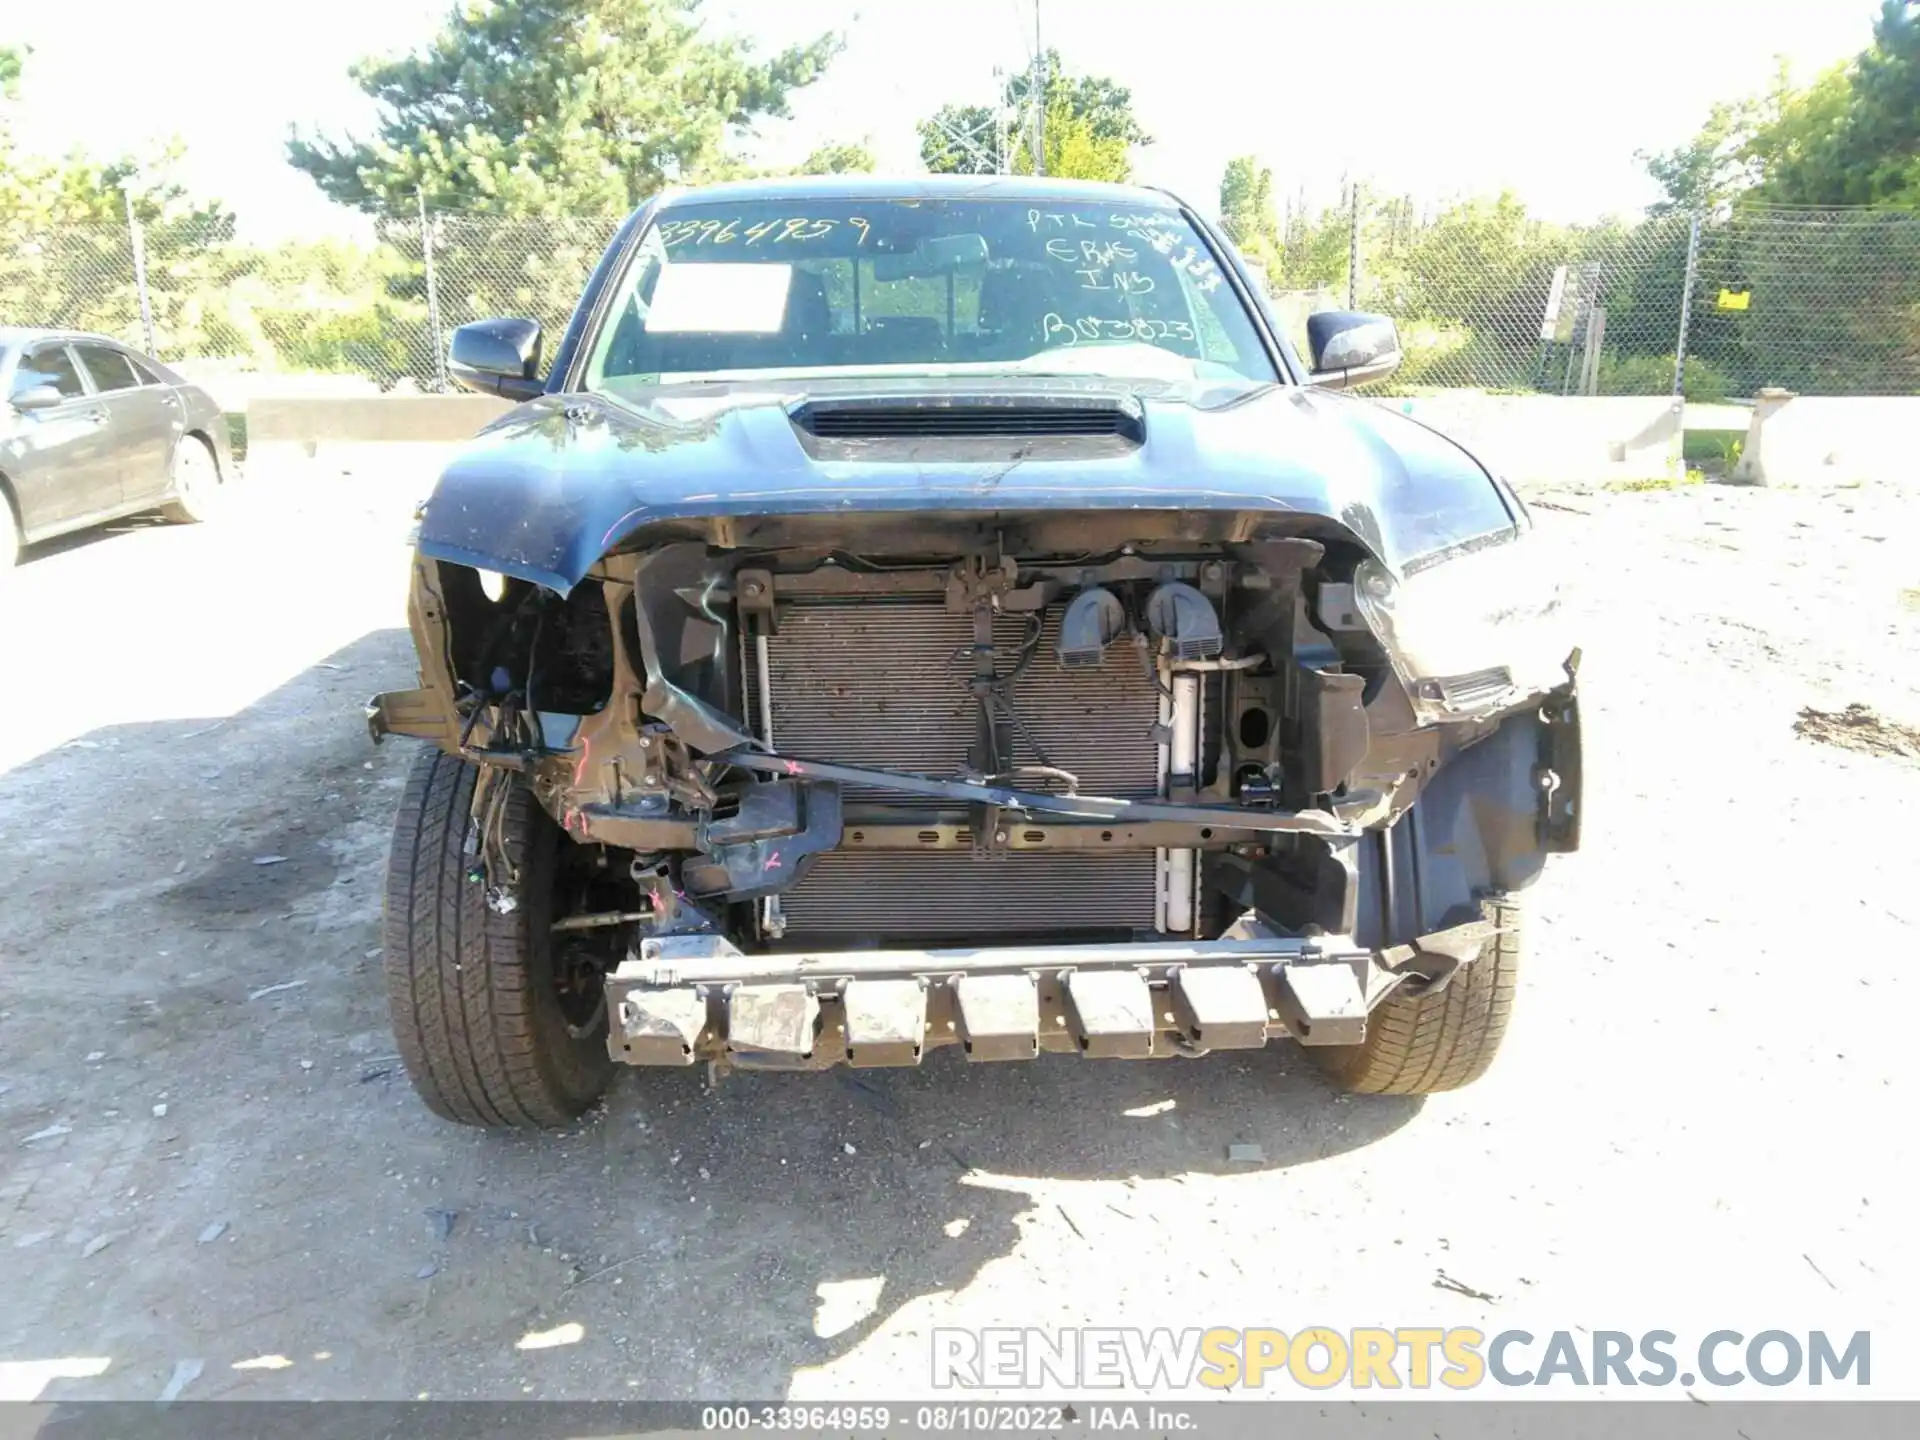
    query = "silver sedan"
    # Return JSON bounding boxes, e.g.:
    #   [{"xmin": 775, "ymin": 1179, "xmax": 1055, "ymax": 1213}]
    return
[{"xmin": 1, "ymin": 327, "xmax": 234, "ymax": 567}]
